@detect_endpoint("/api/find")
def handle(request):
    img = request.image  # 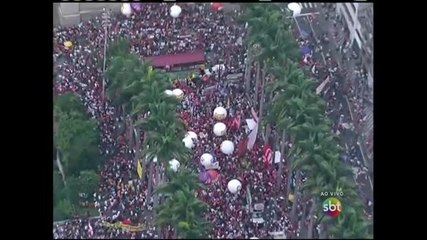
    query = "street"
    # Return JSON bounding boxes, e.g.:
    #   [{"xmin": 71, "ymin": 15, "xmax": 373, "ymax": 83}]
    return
[{"xmin": 293, "ymin": 4, "xmax": 373, "ymax": 214}]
